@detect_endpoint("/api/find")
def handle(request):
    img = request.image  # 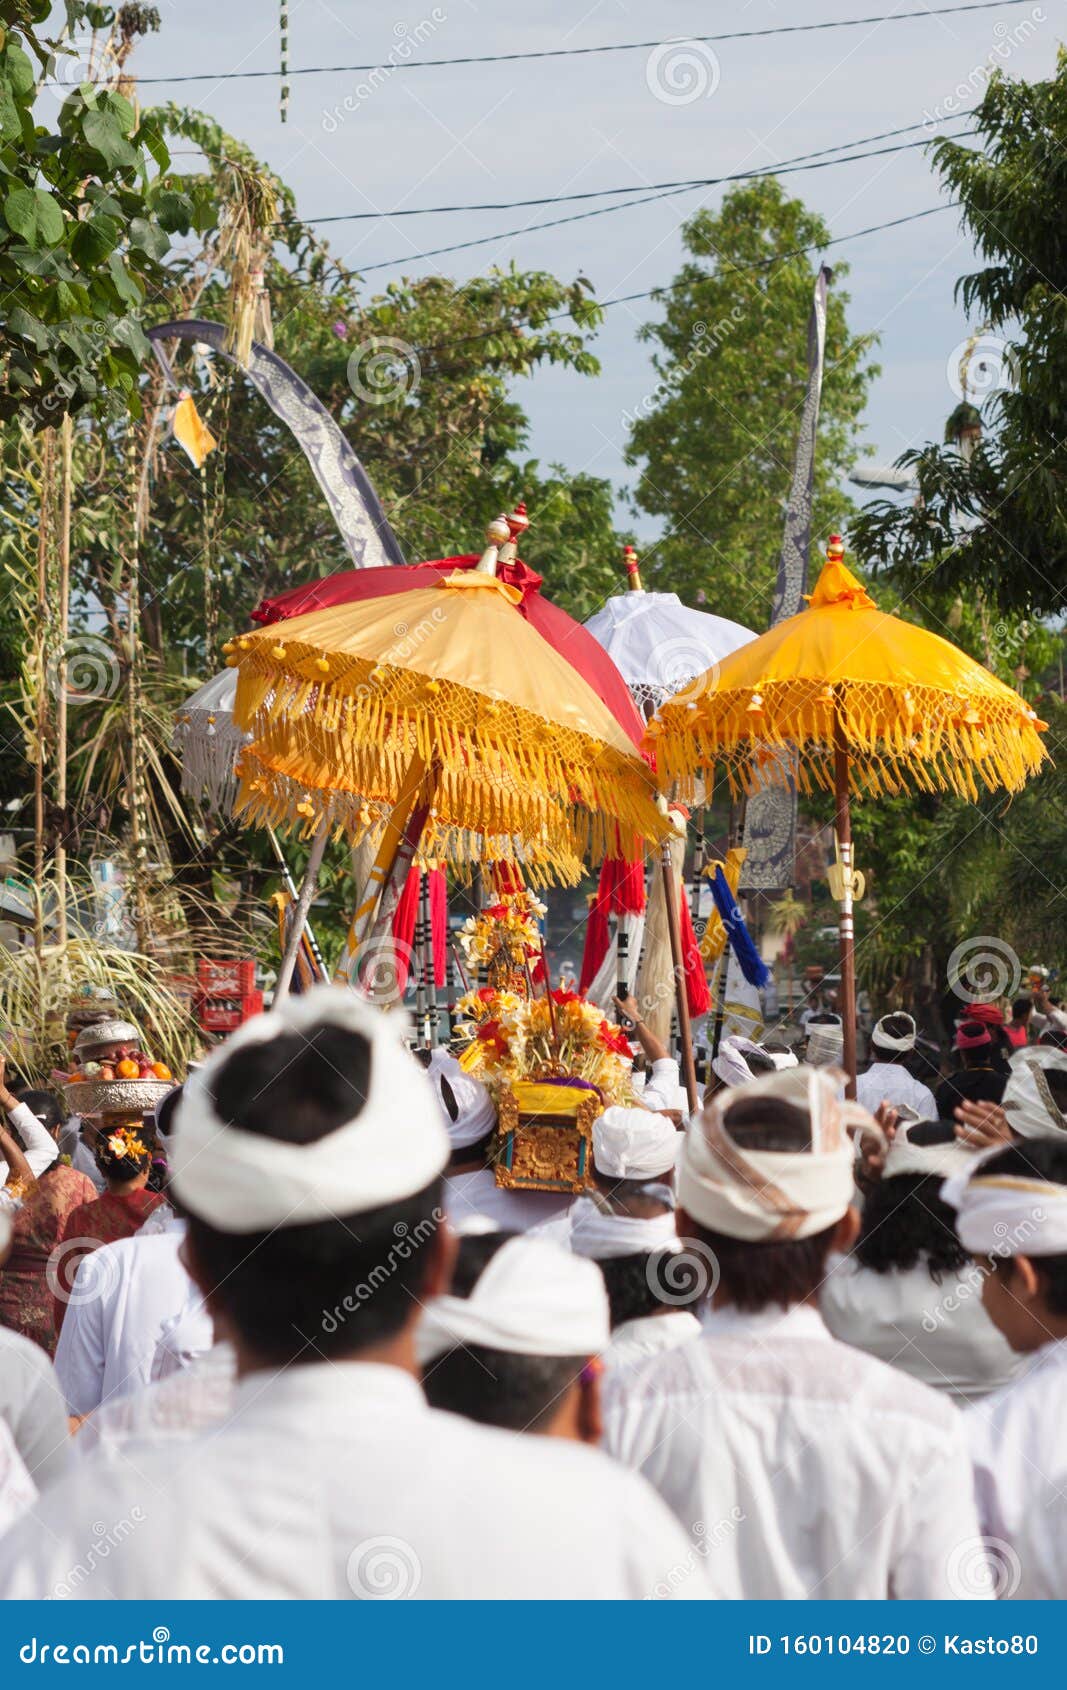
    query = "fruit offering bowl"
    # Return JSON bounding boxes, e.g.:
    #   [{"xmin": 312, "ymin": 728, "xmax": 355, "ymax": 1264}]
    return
[{"xmin": 62, "ymin": 1052, "xmax": 176, "ymax": 1120}]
